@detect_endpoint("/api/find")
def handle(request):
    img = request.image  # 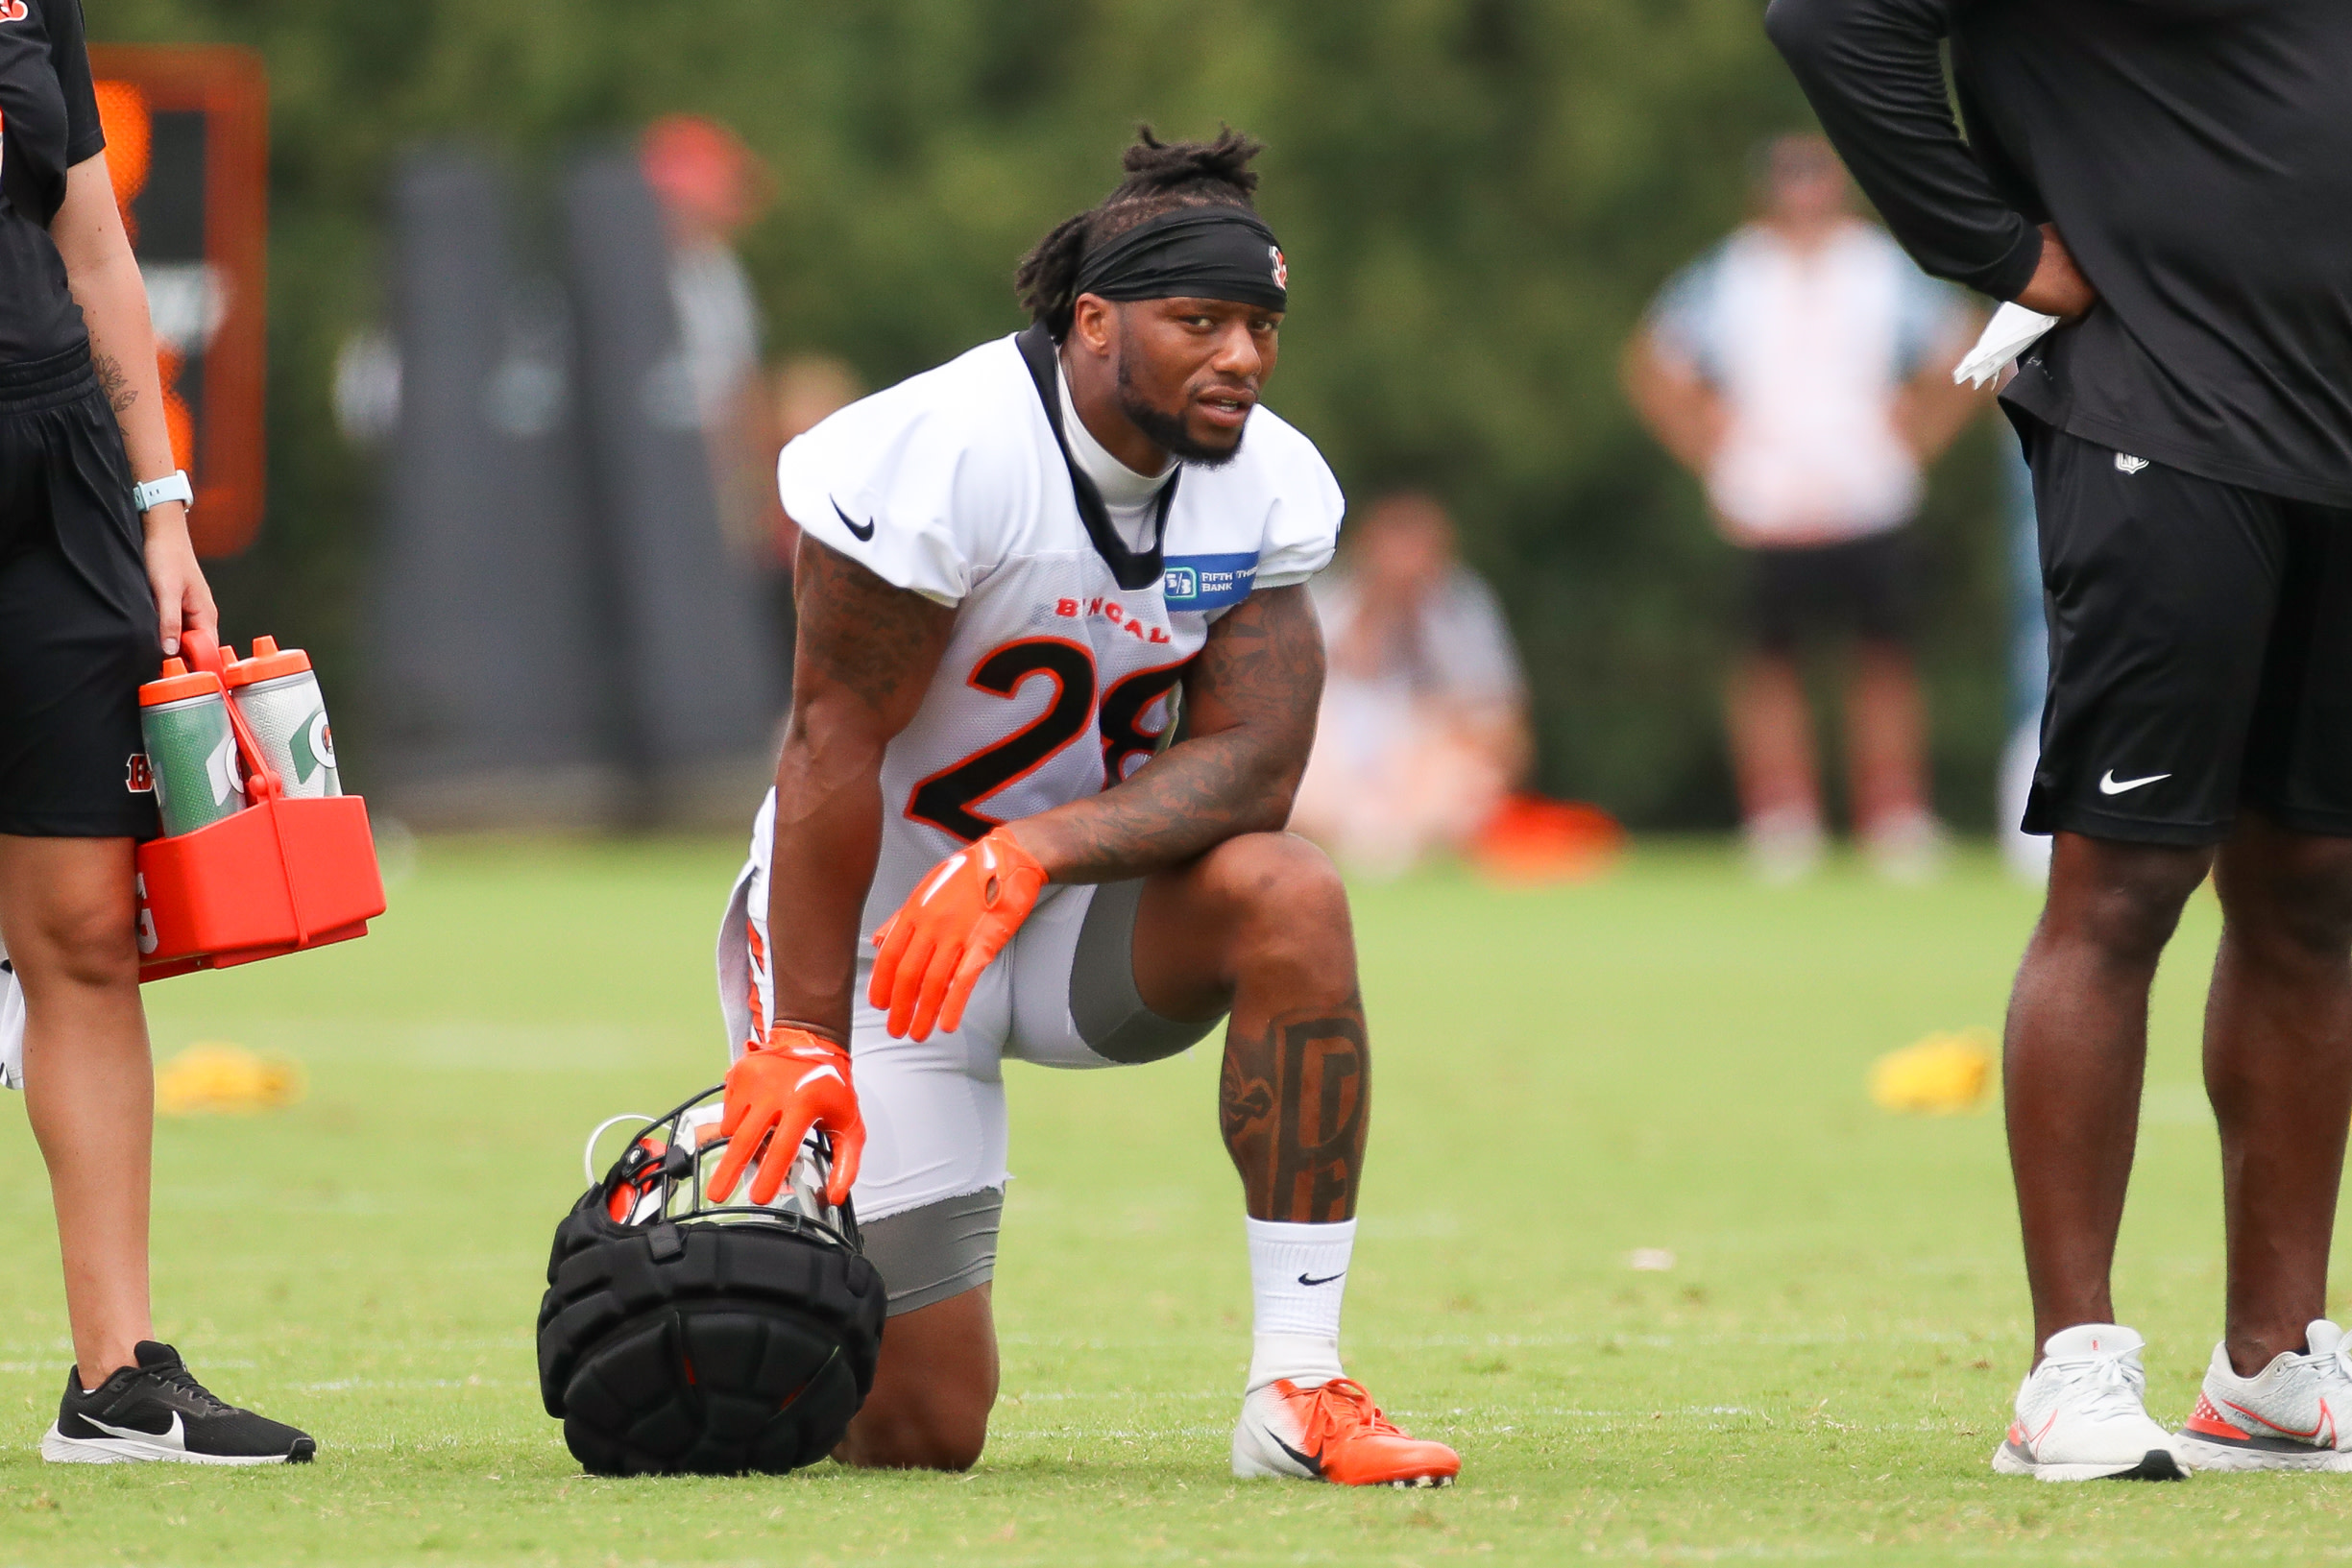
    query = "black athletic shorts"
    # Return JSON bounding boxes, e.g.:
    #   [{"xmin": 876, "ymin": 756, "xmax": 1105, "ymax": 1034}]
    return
[
  {"xmin": 0, "ymin": 344, "xmax": 161, "ymax": 838},
  {"xmin": 1744, "ymin": 531, "xmax": 1918, "ymax": 653},
  {"xmin": 2023, "ymin": 419, "xmax": 2352, "ymax": 845}
]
